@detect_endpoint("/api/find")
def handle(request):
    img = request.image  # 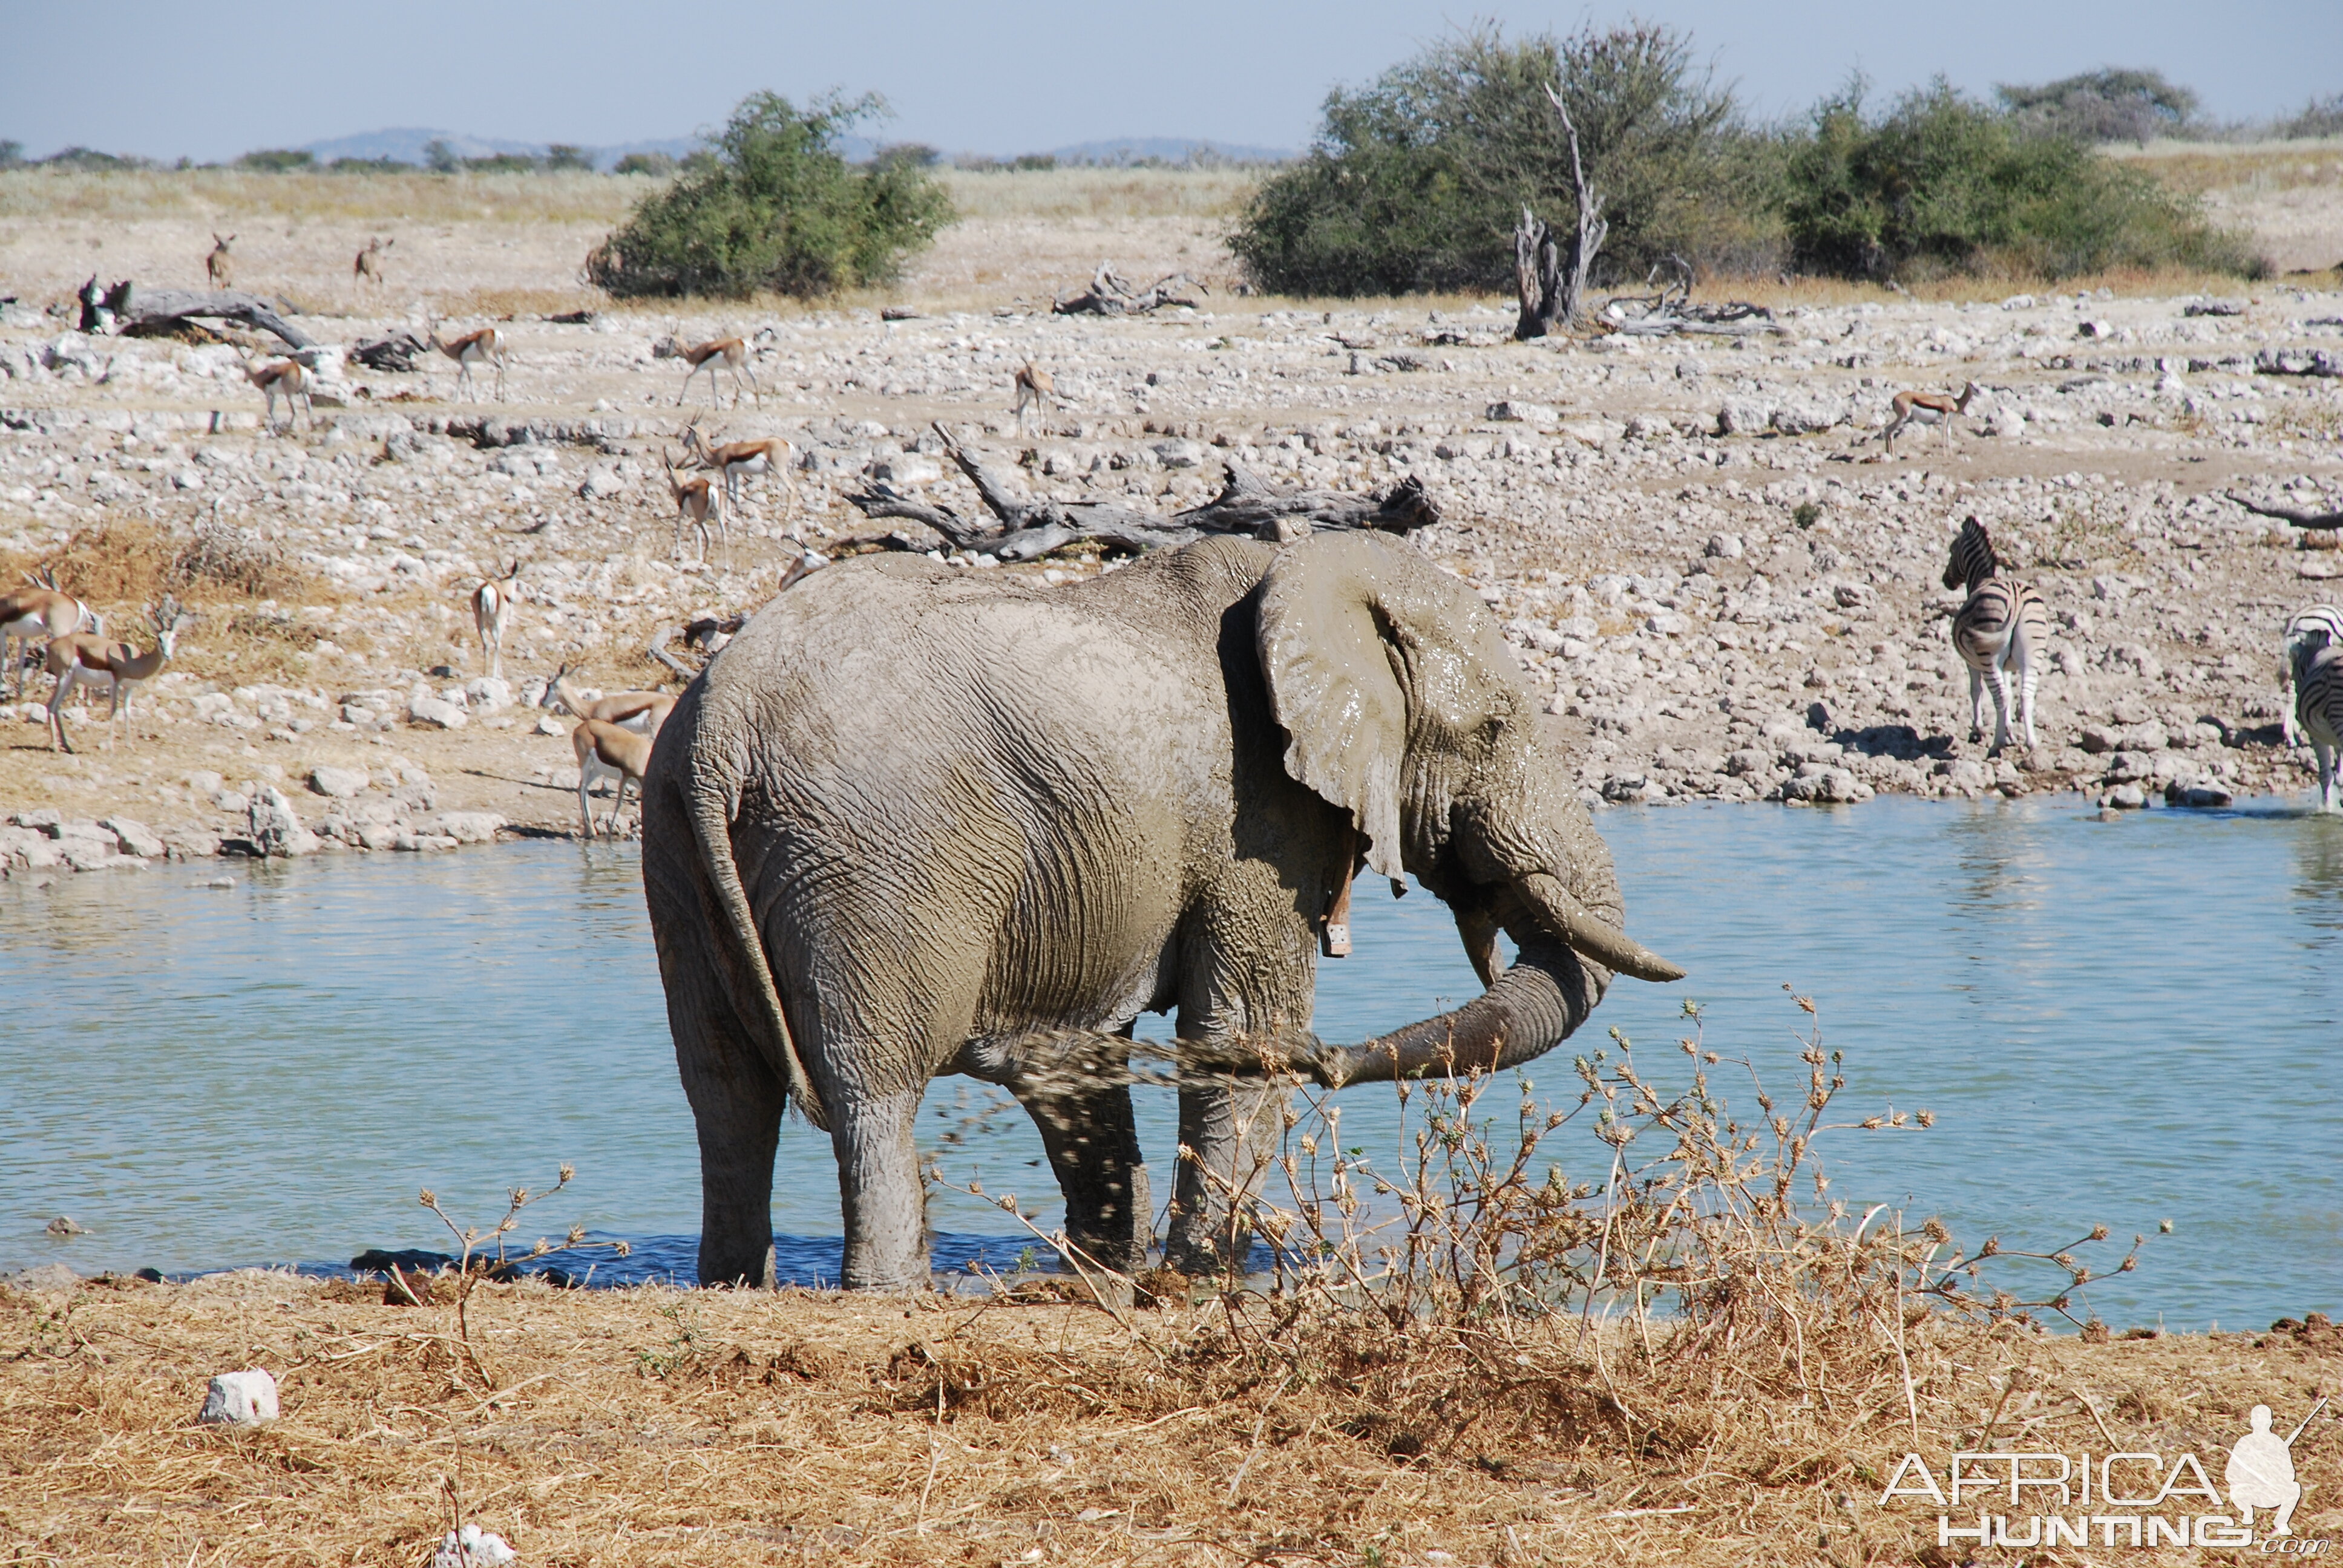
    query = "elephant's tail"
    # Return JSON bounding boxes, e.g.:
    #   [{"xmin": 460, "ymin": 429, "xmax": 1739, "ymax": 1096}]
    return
[{"xmin": 689, "ymin": 782, "xmax": 829, "ymax": 1131}]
